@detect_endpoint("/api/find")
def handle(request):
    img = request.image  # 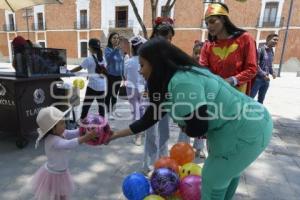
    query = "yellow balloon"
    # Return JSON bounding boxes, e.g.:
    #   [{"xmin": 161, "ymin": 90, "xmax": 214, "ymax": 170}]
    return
[
  {"xmin": 179, "ymin": 163, "xmax": 202, "ymax": 179},
  {"xmin": 73, "ymin": 79, "xmax": 85, "ymax": 90},
  {"xmin": 144, "ymin": 195, "xmax": 165, "ymax": 200},
  {"xmin": 166, "ymin": 195, "xmax": 182, "ymax": 200}
]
